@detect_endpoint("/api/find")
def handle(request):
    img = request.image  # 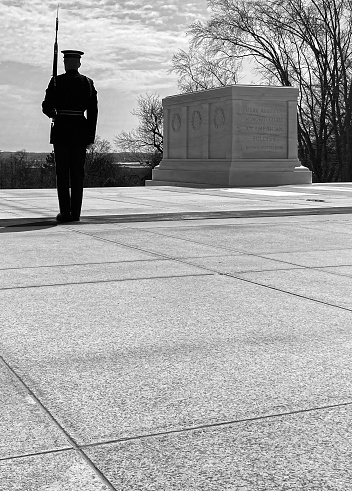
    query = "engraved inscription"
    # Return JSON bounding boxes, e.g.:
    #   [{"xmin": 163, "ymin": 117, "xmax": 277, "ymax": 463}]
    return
[
  {"xmin": 241, "ymin": 101, "xmax": 287, "ymax": 157},
  {"xmin": 171, "ymin": 113, "xmax": 181, "ymax": 133},
  {"xmin": 191, "ymin": 110, "xmax": 202, "ymax": 131}
]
